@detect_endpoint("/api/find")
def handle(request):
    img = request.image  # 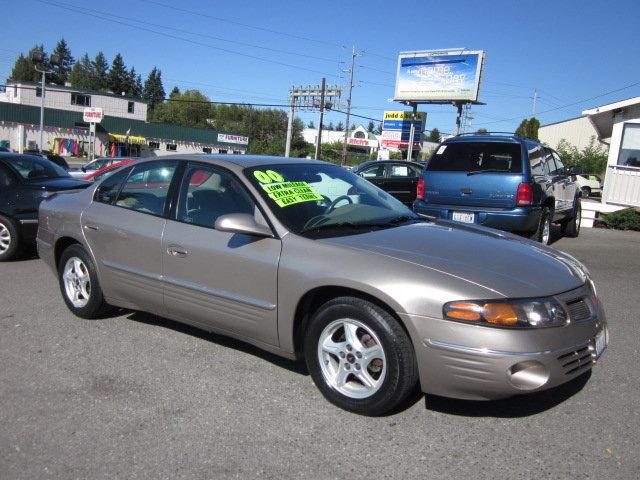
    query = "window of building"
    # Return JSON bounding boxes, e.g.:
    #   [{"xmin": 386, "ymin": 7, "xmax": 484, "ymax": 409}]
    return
[
  {"xmin": 219, "ymin": 149, "xmax": 228, "ymax": 154},
  {"xmin": 166, "ymin": 143, "xmax": 177, "ymax": 151},
  {"xmin": 202, "ymin": 147, "xmax": 212, "ymax": 154},
  {"xmin": 114, "ymin": 162, "xmax": 177, "ymax": 216},
  {"xmin": 128, "ymin": 101, "xmax": 135, "ymax": 114},
  {"xmin": 354, "ymin": 131, "xmax": 366, "ymax": 139},
  {"xmin": 71, "ymin": 93, "xmax": 91, "ymax": 106},
  {"xmin": 617, "ymin": 123, "xmax": 640, "ymax": 168},
  {"xmin": 233, "ymin": 150, "xmax": 241, "ymax": 155},
  {"xmin": 148, "ymin": 141, "xmax": 160, "ymax": 150},
  {"xmin": 36, "ymin": 87, "xmax": 42, "ymax": 97}
]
